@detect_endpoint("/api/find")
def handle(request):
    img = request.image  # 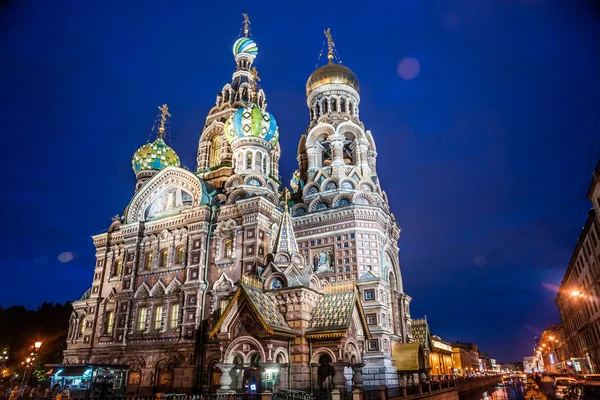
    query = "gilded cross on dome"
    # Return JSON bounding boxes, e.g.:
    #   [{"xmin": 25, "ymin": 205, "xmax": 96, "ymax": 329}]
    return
[
  {"xmin": 242, "ymin": 13, "xmax": 250, "ymax": 37},
  {"xmin": 157, "ymin": 104, "xmax": 171, "ymax": 139},
  {"xmin": 324, "ymin": 28, "xmax": 335, "ymax": 64}
]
